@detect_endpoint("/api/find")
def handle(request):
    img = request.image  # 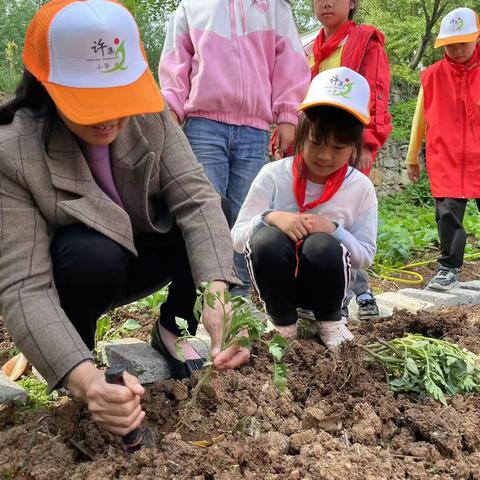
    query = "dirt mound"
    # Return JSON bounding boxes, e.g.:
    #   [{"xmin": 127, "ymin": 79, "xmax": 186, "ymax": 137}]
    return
[{"xmin": 2, "ymin": 306, "xmax": 480, "ymax": 479}]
